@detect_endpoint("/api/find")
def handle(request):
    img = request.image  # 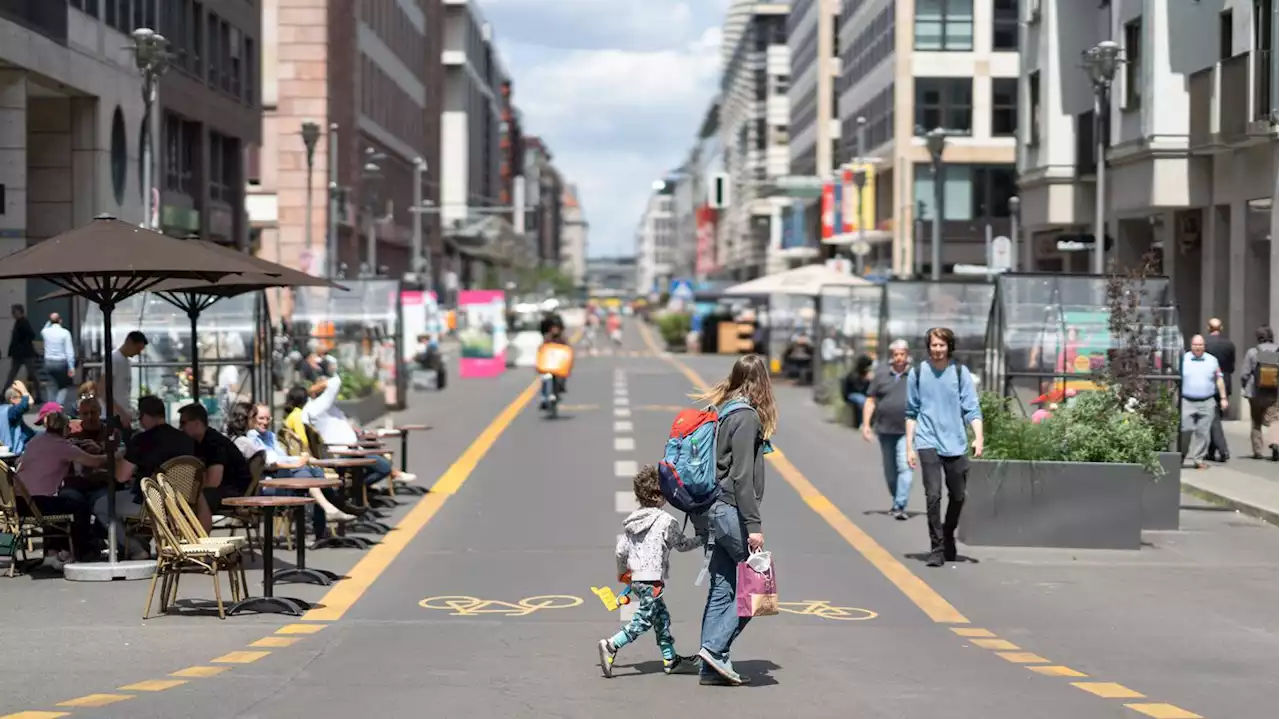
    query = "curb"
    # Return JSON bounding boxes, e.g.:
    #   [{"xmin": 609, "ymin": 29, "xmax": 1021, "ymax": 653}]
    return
[{"xmin": 1181, "ymin": 480, "xmax": 1279, "ymax": 526}]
